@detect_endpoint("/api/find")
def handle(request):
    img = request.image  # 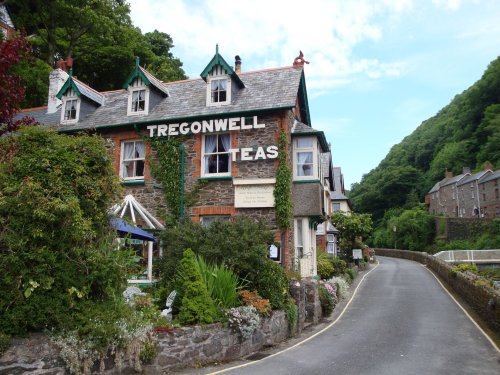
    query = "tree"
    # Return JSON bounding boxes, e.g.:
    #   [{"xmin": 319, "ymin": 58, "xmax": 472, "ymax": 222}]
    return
[
  {"xmin": 0, "ymin": 126, "xmax": 128, "ymax": 335},
  {"xmin": 0, "ymin": 34, "xmax": 38, "ymax": 135},
  {"xmin": 331, "ymin": 212, "xmax": 373, "ymax": 258}
]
